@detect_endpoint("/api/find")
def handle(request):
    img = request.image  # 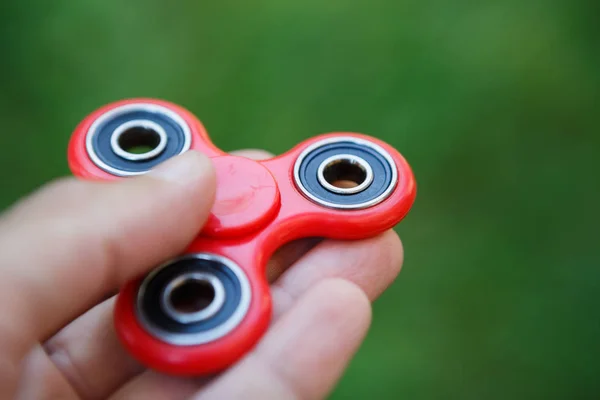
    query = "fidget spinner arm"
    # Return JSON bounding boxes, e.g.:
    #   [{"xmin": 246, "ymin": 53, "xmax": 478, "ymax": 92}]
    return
[{"xmin": 67, "ymin": 98, "xmax": 416, "ymax": 376}]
